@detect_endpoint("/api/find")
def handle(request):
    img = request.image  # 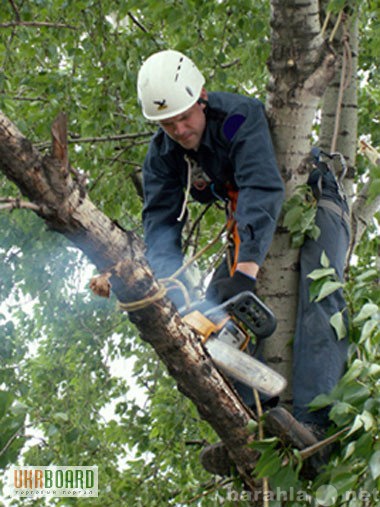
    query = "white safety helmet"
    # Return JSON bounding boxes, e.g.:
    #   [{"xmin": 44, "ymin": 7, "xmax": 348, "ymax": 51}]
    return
[{"xmin": 137, "ymin": 49, "xmax": 205, "ymax": 121}]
